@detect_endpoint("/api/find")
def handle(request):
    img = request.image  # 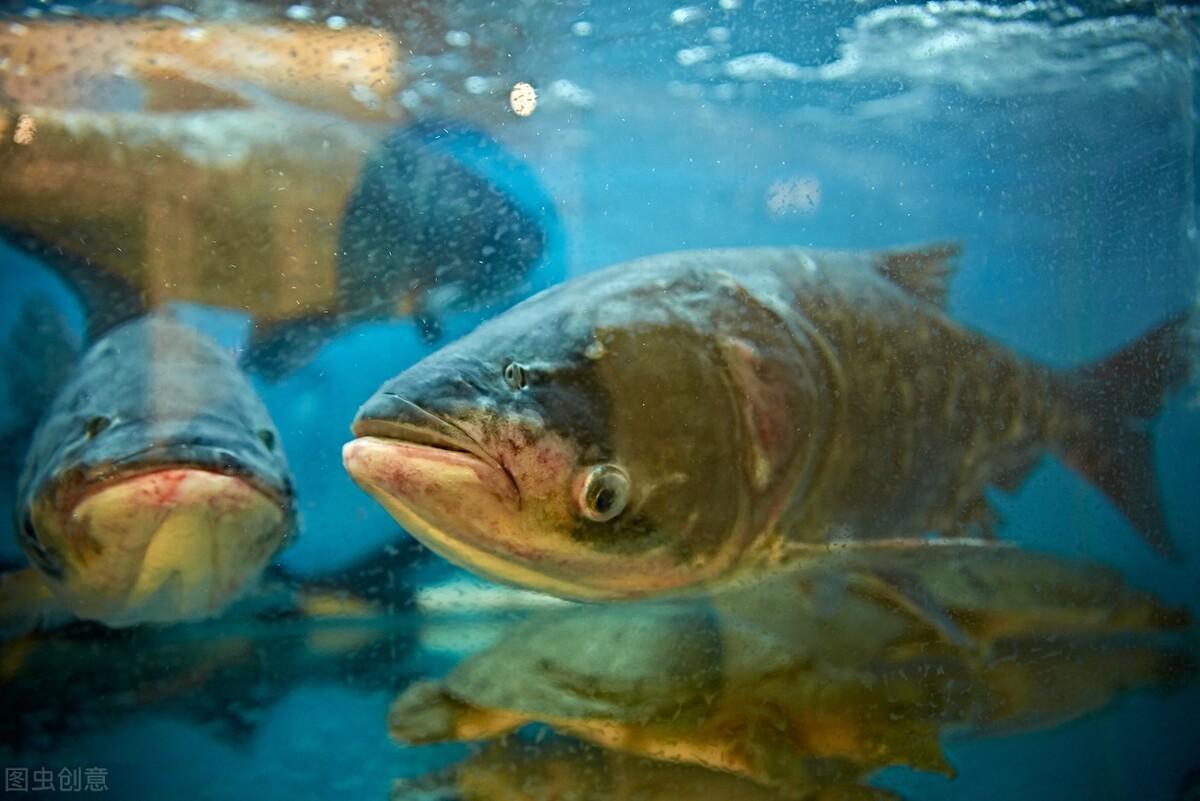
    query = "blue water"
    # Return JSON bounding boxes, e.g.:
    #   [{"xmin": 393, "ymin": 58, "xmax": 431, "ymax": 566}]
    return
[{"xmin": 1, "ymin": 1, "xmax": 1199, "ymax": 799}]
